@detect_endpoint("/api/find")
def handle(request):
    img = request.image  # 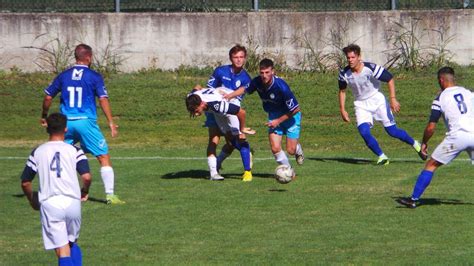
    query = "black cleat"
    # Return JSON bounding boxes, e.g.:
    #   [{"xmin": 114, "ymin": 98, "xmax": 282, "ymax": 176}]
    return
[{"xmin": 397, "ymin": 198, "xmax": 418, "ymax": 209}]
